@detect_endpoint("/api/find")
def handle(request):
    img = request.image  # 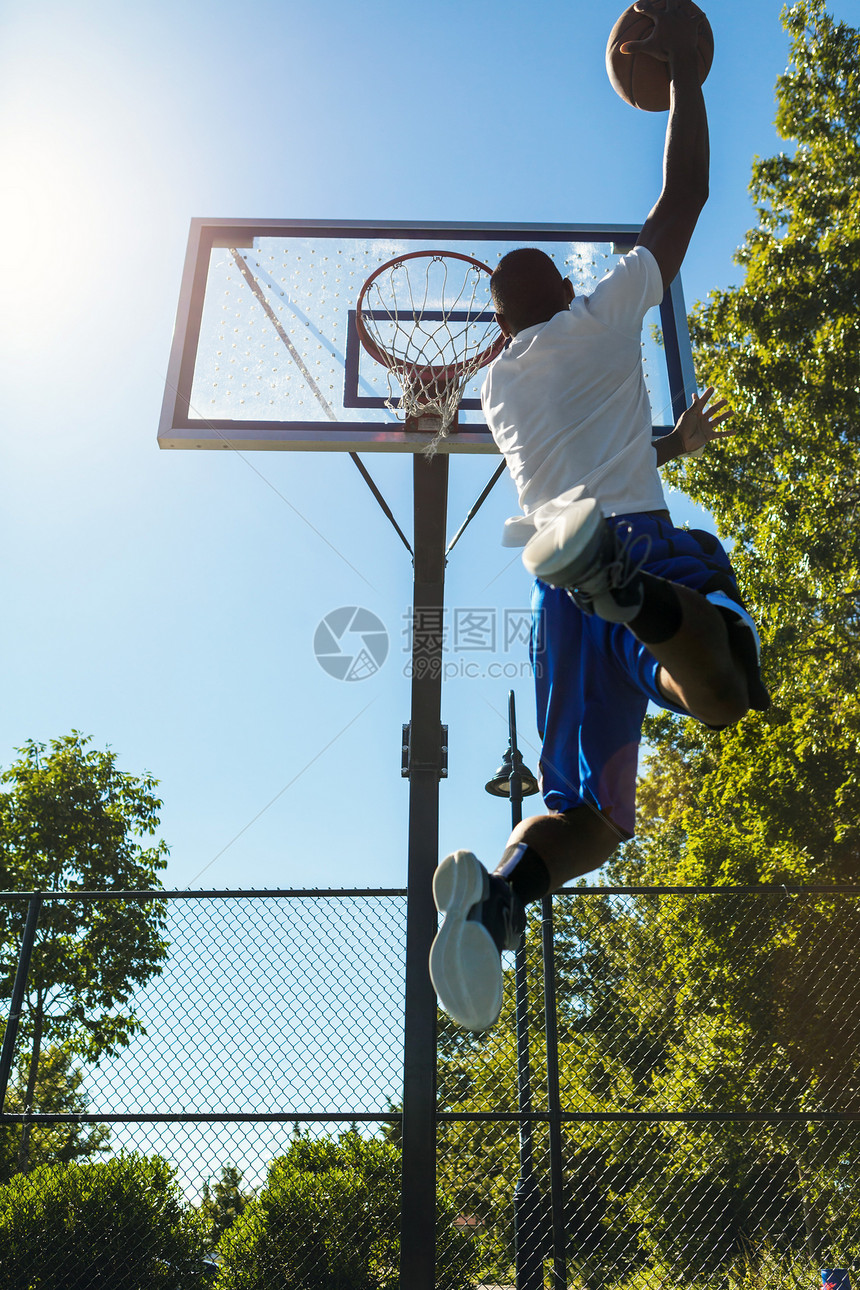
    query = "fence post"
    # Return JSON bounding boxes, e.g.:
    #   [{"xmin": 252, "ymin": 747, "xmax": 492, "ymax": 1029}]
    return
[
  {"xmin": 507, "ymin": 692, "xmax": 545, "ymax": 1290},
  {"xmin": 0, "ymin": 893, "xmax": 43, "ymax": 1113},
  {"xmin": 541, "ymin": 895, "xmax": 567, "ymax": 1289}
]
